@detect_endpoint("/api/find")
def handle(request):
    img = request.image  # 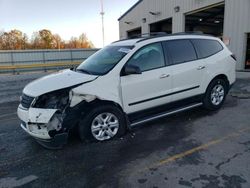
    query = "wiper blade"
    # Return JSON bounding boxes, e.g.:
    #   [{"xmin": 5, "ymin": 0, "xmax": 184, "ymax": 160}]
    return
[{"xmin": 76, "ymin": 69, "xmax": 93, "ymax": 75}]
